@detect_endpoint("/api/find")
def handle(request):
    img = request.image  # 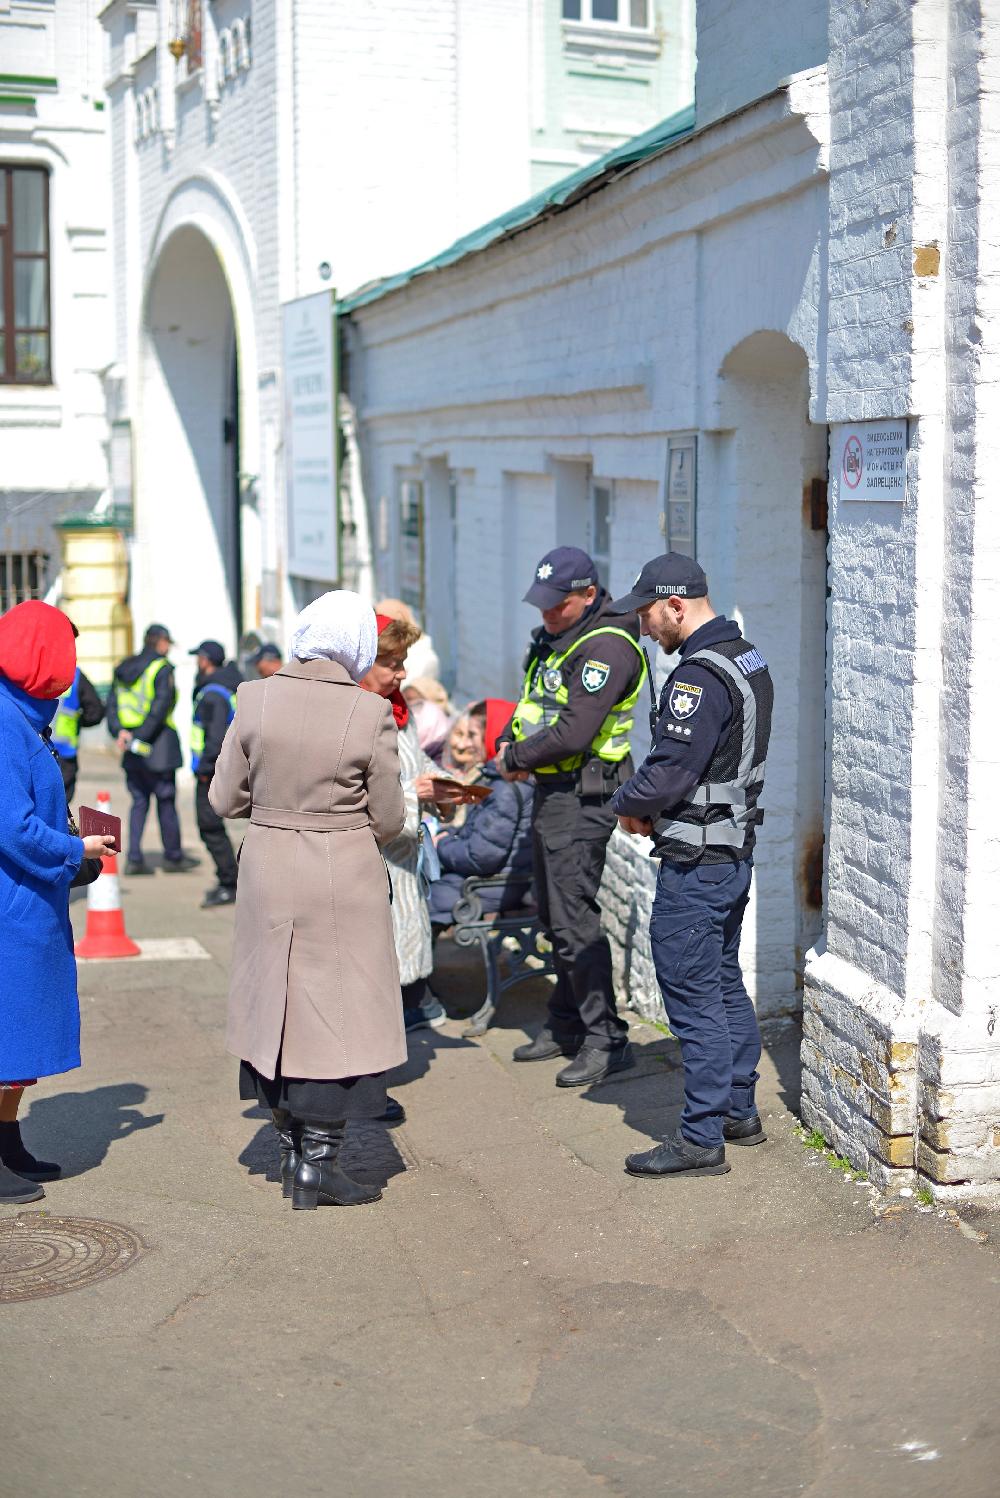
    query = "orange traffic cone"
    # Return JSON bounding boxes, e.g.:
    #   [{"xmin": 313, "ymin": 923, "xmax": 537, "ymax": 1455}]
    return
[{"xmin": 75, "ymin": 790, "xmax": 141, "ymax": 959}]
